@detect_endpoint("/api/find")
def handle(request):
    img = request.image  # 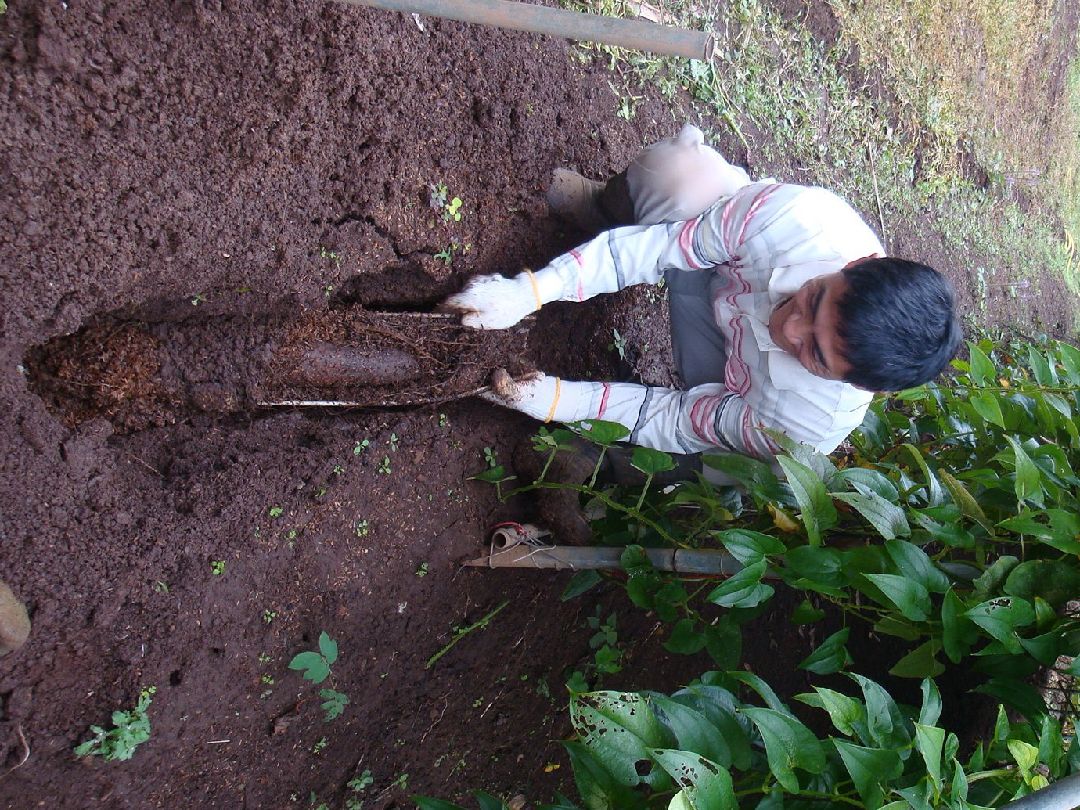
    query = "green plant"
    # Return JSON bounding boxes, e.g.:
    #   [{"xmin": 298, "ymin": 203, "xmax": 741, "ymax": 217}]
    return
[
  {"xmin": 348, "ymin": 769, "xmax": 374, "ymax": 792},
  {"xmin": 426, "ymin": 601, "xmax": 510, "ymax": 670},
  {"xmin": 354, "ymin": 438, "xmax": 370, "ymax": 455},
  {"xmin": 75, "ymin": 686, "xmax": 156, "ymax": 761},
  {"xmin": 210, "ymin": 560, "xmax": 225, "ymax": 575},
  {"xmin": 312, "ymin": 736, "xmax": 328, "ymax": 754},
  {"xmin": 190, "ymin": 292, "xmax": 207, "ymax": 306},
  {"xmin": 608, "ymin": 328, "xmax": 628, "ymax": 362},
  {"xmin": 586, "ymin": 607, "xmax": 623, "ymax": 675},
  {"xmin": 389, "ymin": 432, "xmax": 400, "ymax": 451},
  {"xmin": 428, "ymin": 183, "xmax": 463, "ymax": 222},
  {"xmin": 319, "ymin": 246, "xmax": 341, "ymax": 266},
  {"xmin": 263, "ymin": 609, "xmax": 277, "ymax": 624},
  {"xmin": 319, "ymin": 689, "xmax": 349, "ymax": 721},
  {"xmin": 378, "ymin": 456, "xmax": 392, "ymax": 475},
  {"xmin": 269, "ymin": 505, "xmax": 284, "ymax": 518},
  {"xmin": 415, "ymin": 562, "xmax": 429, "ymax": 578},
  {"xmin": 355, "ymin": 519, "xmax": 370, "ymax": 537},
  {"xmin": 153, "ymin": 580, "xmax": 169, "ymax": 593},
  {"xmin": 289, "ymin": 632, "xmax": 349, "ymax": 722}
]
